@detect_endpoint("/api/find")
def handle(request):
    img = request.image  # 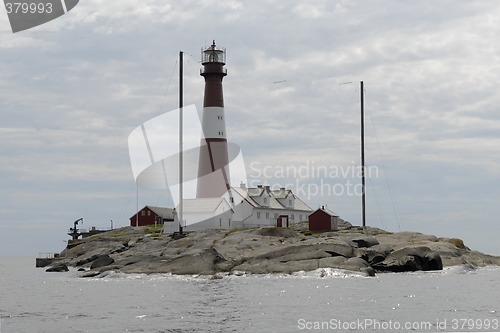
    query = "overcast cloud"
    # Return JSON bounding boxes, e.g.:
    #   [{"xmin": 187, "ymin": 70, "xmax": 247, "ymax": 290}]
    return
[{"xmin": 1, "ymin": 0, "xmax": 499, "ymax": 256}]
